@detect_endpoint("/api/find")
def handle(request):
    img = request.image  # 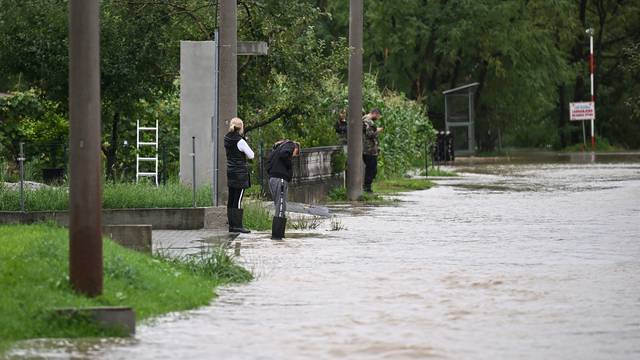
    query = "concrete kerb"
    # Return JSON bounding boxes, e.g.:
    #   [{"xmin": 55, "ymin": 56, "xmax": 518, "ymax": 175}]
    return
[
  {"xmin": 103, "ymin": 225, "xmax": 152, "ymax": 253},
  {"xmin": 54, "ymin": 307, "xmax": 135, "ymax": 336},
  {"xmin": 0, "ymin": 207, "xmax": 229, "ymax": 230}
]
